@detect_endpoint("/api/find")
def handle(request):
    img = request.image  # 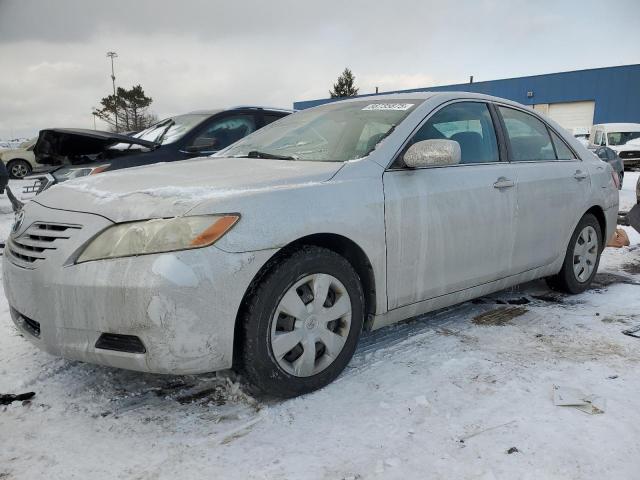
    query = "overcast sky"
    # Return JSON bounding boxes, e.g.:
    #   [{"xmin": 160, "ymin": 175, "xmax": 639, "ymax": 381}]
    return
[{"xmin": 0, "ymin": 0, "xmax": 639, "ymax": 138}]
